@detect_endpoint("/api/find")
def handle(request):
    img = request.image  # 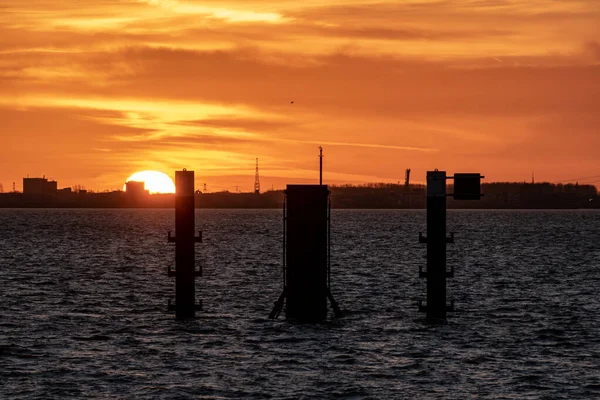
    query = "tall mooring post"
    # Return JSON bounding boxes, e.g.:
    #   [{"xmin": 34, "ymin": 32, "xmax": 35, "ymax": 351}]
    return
[
  {"xmin": 167, "ymin": 169, "xmax": 202, "ymax": 319},
  {"xmin": 419, "ymin": 170, "xmax": 483, "ymax": 319}
]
